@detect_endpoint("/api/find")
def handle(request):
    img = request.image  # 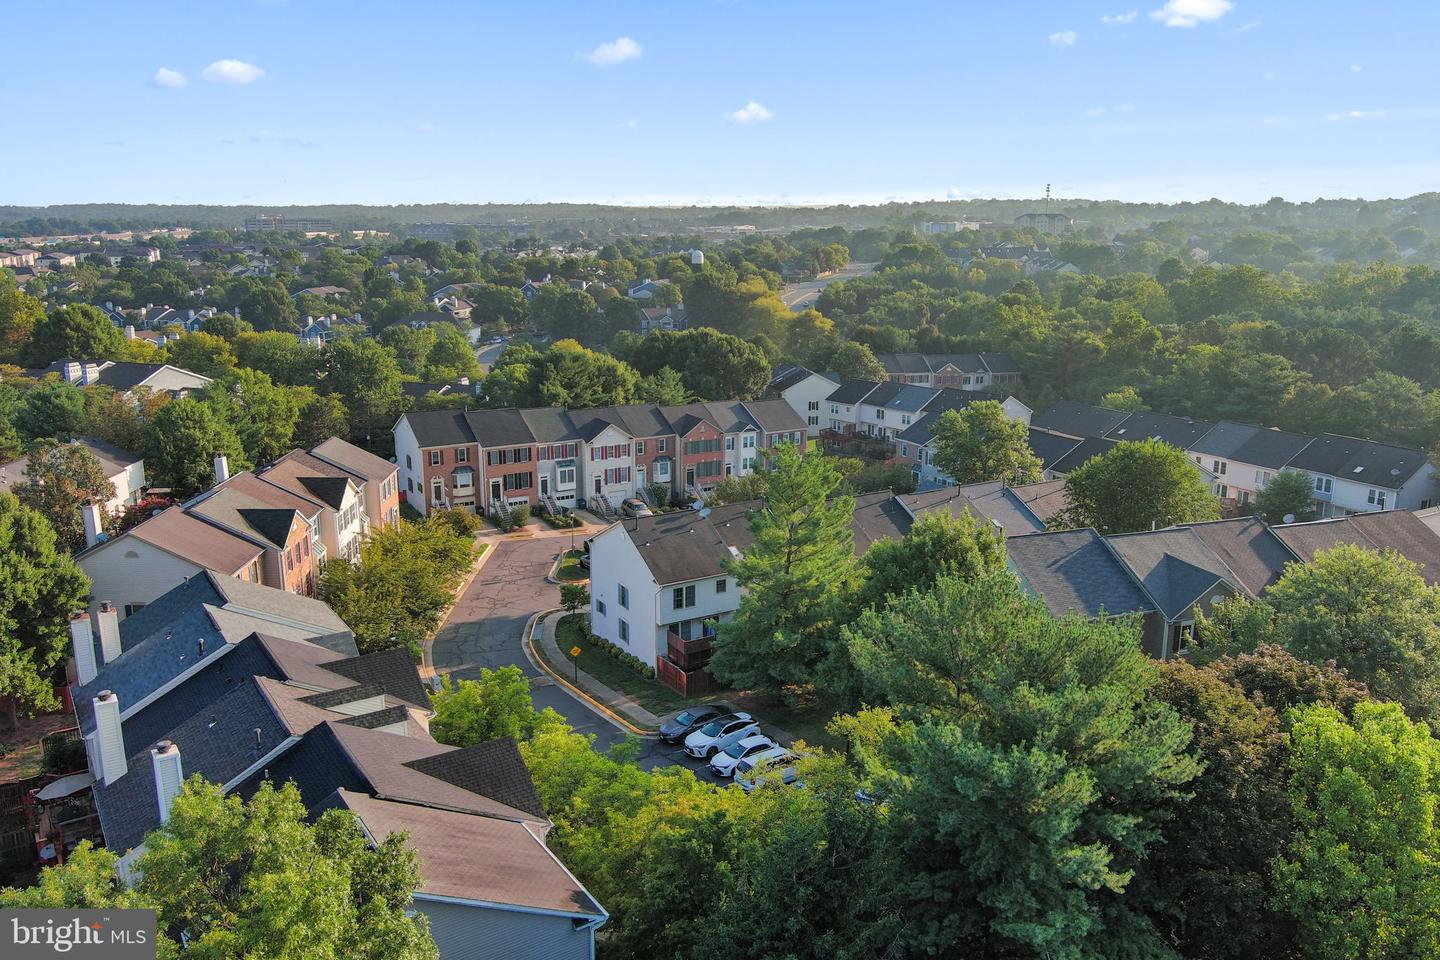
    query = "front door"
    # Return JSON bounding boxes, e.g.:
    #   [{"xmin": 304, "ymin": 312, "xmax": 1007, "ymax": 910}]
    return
[
  {"xmin": 539, "ymin": 474, "xmax": 549, "ymax": 496},
  {"xmin": 594, "ymin": 476, "xmax": 602, "ymax": 495},
  {"xmin": 686, "ymin": 467, "xmax": 695, "ymax": 487},
  {"xmin": 490, "ymin": 479, "xmax": 501, "ymax": 507}
]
